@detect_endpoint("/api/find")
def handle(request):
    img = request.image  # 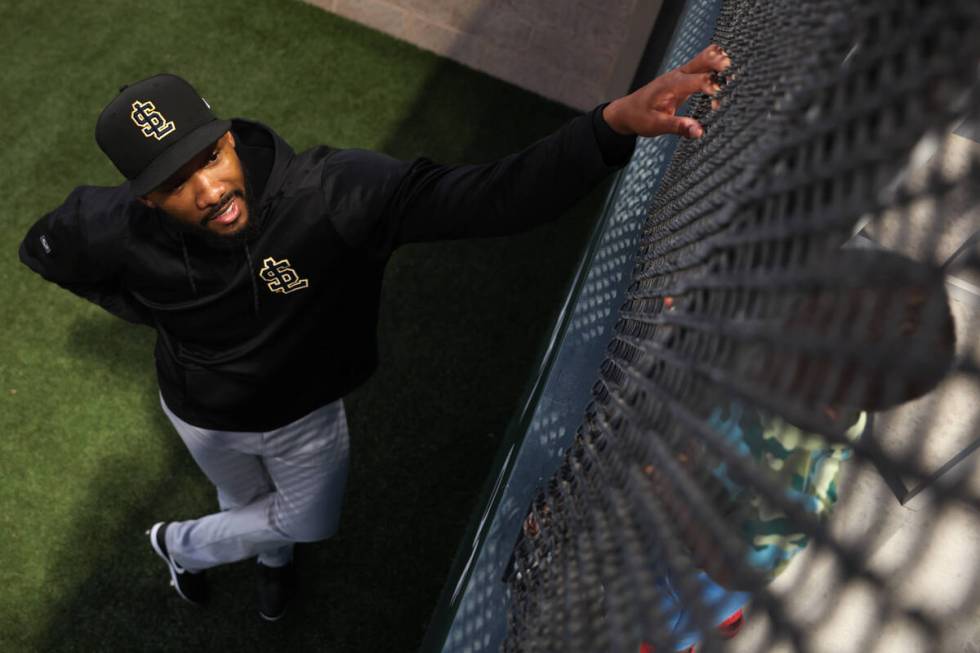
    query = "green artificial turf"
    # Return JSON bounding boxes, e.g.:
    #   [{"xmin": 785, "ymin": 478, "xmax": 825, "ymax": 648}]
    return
[{"xmin": 0, "ymin": 1, "xmax": 609, "ymax": 650}]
